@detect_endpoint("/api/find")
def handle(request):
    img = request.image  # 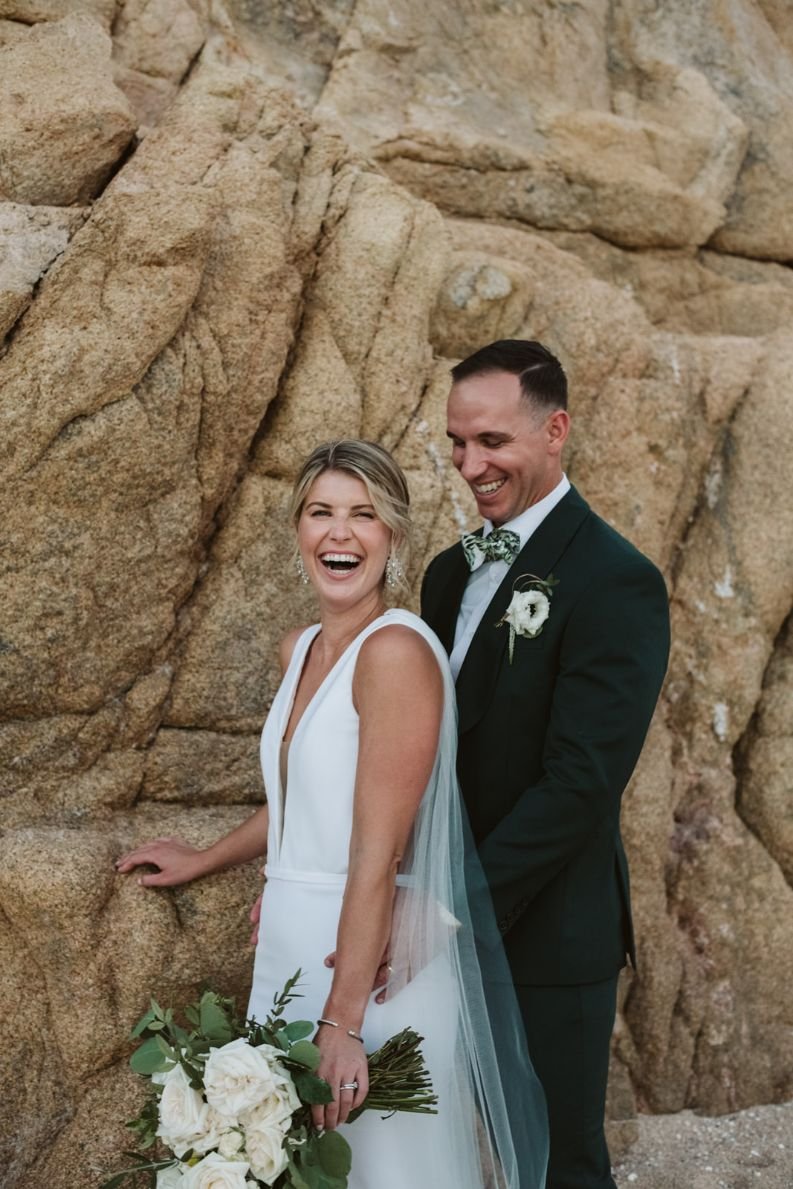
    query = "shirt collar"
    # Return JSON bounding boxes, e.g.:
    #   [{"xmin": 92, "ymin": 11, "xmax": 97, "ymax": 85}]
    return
[{"xmin": 484, "ymin": 473, "xmax": 571, "ymax": 548}]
